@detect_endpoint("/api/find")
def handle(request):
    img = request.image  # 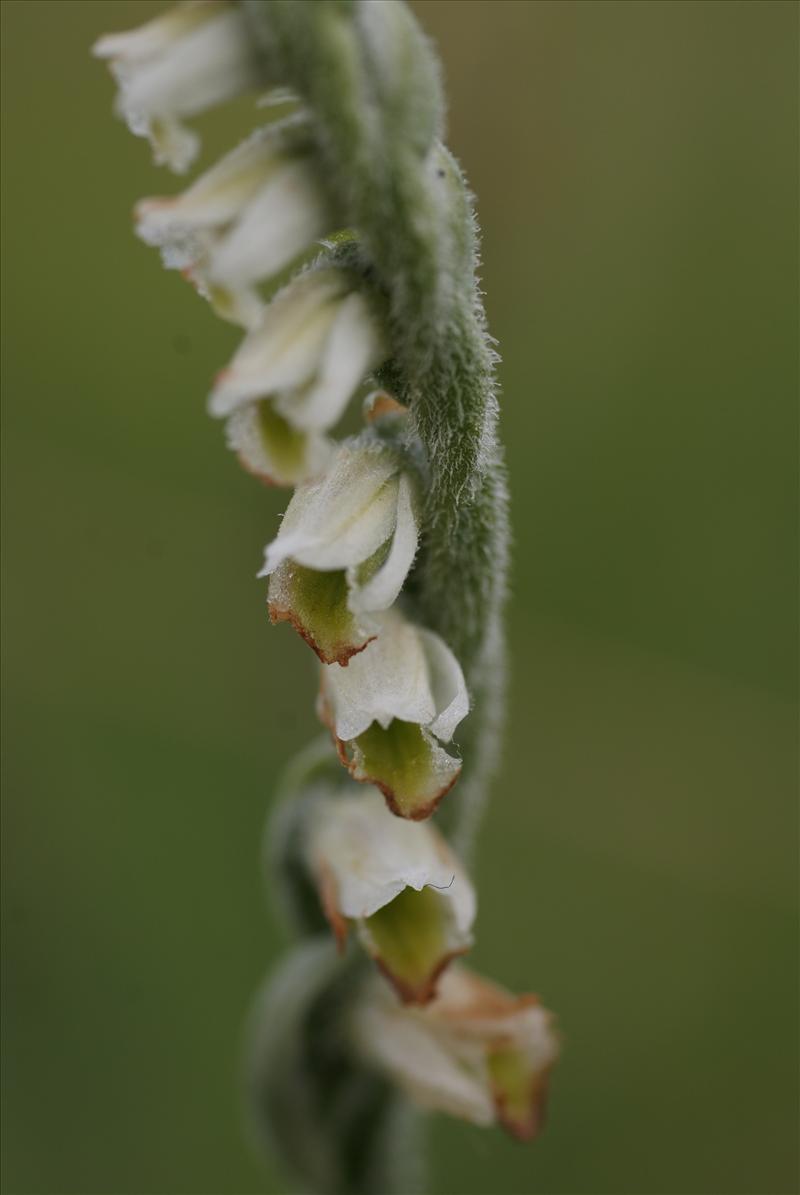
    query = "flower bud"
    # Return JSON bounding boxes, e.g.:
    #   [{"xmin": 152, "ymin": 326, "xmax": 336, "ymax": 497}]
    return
[
  {"xmin": 259, "ymin": 441, "xmax": 418, "ymax": 662},
  {"xmin": 353, "ymin": 967, "xmax": 559, "ymax": 1141},
  {"xmin": 307, "ymin": 787, "xmax": 475, "ymax": 1004},
  {"xmin": 93, "ymin": 1, "xmax": 261, "ymax": 173},
  {"xmin": 318, "ymin": 609, "xmax": 469, "ymax": 819},
  {"xmin": 136, "ymin": 125, "xmax": 332, "ymax": 327}
]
